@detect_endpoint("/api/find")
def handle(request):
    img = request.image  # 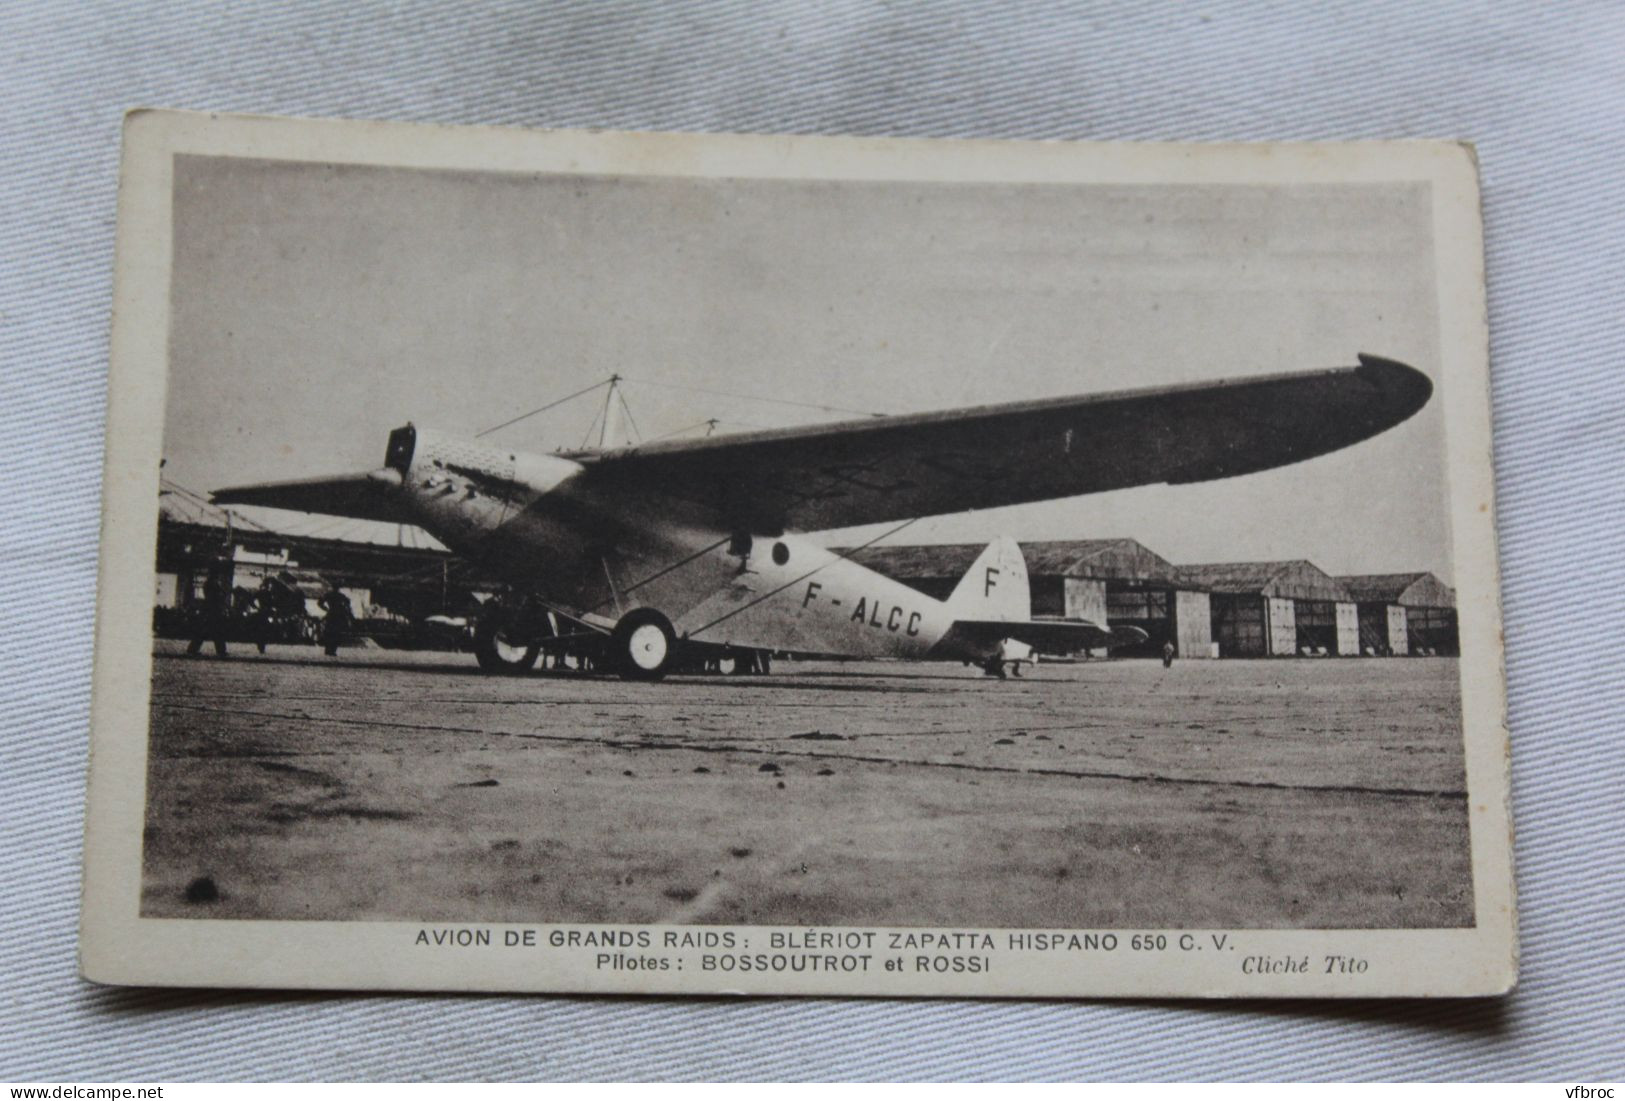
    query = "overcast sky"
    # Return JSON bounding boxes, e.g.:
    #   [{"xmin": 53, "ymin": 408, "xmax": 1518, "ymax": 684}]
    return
[{"xmin": 165, "ymin": 155, "xmax": 1450, "ymax": 580}]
